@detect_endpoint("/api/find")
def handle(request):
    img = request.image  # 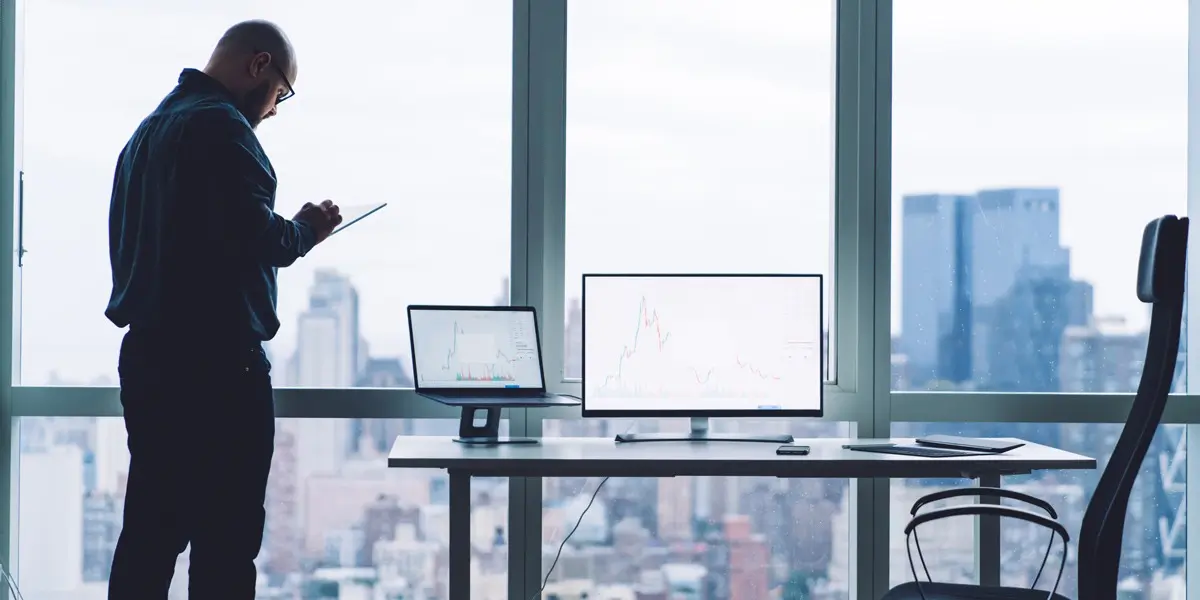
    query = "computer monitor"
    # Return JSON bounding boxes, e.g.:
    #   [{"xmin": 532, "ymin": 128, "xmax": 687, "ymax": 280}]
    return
[
  {"xmin": 408, "ymin": 306, "xmax": 547, "ymax": 392},
  {"xmin": 582, "ymin": 274, "xmax": 823, "ymax": 443}
]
